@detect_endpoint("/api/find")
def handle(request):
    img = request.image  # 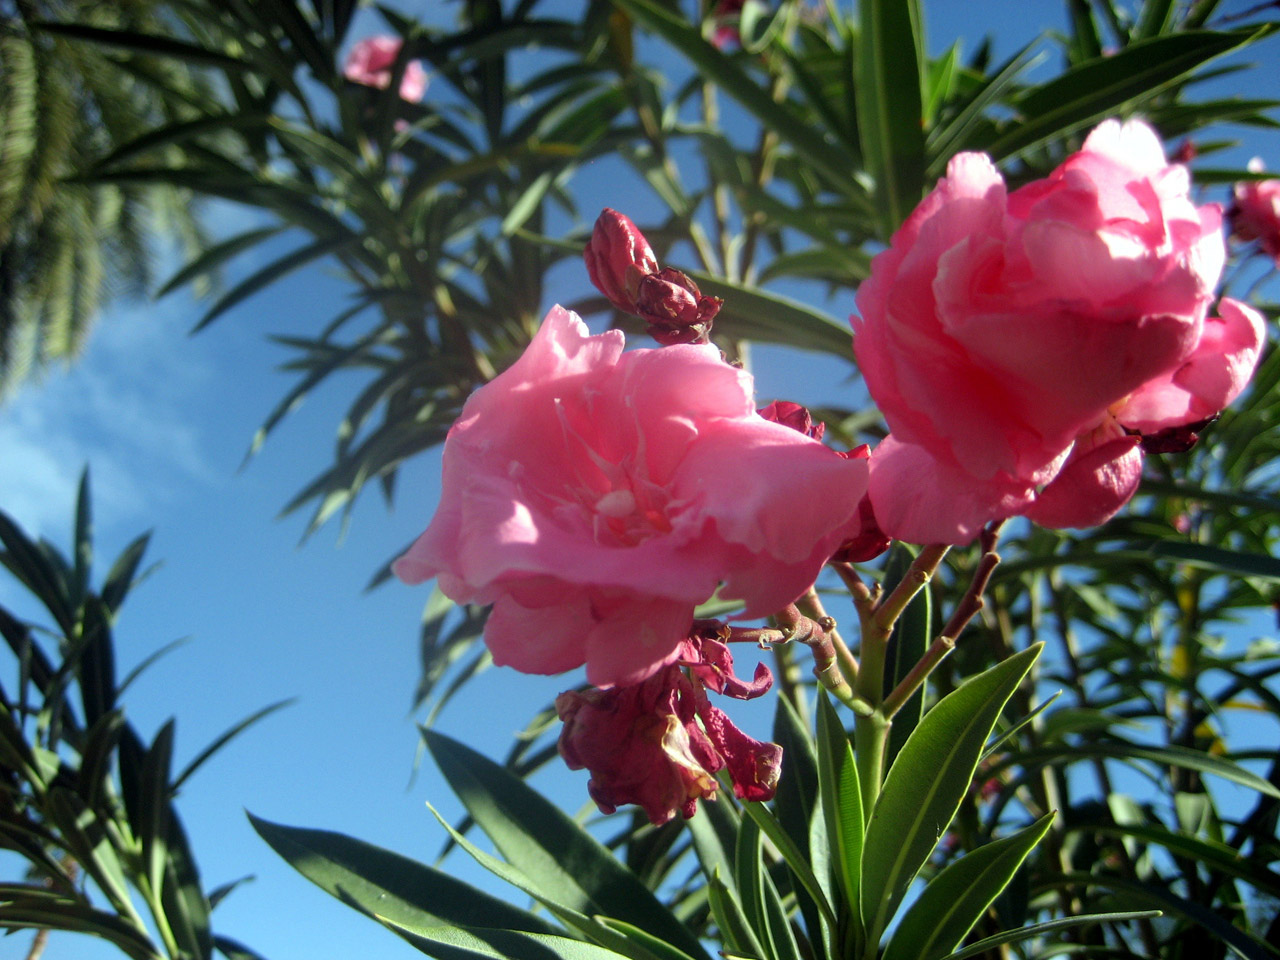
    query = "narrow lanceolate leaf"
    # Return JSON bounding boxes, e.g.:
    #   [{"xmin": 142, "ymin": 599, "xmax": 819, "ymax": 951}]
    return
[
  {"xmin": 686, "ymin": 272, "xmax": 852, "ymax": 359},
  {"xmin": 988, "ymin": 28, "xmax": 1273, "ymax": 162},
  {"xmin": 815, "ymin": 693, "xmax": 862, "ymax": 917},
  {"xmin": 860, "ymin": 644, "xmax": 1042, "ymax": 946},
  {"xmin": 881, "ymin": 813, "xmax": 1054, "ymax": 960},
  {"xmin": 856, "ymin": 0, "xmax": 926, "ymax": 237},
  {"xmin": 941, "ymin": 911, "xmax": 1162, "ymax": 960},
  {"xmin": 250, "ymin": 814, "xmax": 560, "ymax": 936},
  {"xmin": 881, "ymin": 545, "xmax": 930, "ymax": 768},
  {"xmin": 606, "ymin": 0, "xmax": 859, "ymax": 194},
  {"xmin": 377, "ymin": 916, "xmax": 635, "ymax": 960},
  {"xmin": 426, "ymin": 804, "xmax": 697, "ymax": 960},
  {"xmin": 422, "ymin": 730, "xmax": 711, "ymax": 960}
]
